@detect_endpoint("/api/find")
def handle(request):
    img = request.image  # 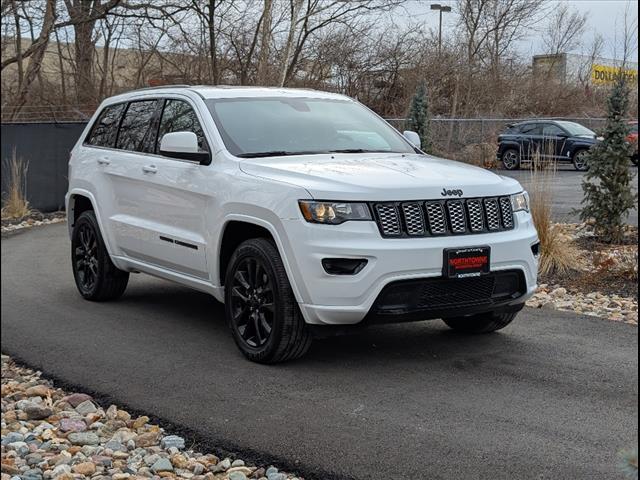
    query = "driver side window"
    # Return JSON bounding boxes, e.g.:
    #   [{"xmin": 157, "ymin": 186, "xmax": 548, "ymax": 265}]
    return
[{"xmin": 156, "ymin": 100, "xmax": 209, "ymax": 154}]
